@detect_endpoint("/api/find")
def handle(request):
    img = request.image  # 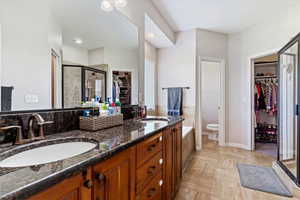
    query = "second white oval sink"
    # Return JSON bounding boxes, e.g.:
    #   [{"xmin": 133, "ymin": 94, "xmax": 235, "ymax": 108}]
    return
[{"xmin": 0, "ymin": 142, "xmax": 97, "ymax": 168}]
